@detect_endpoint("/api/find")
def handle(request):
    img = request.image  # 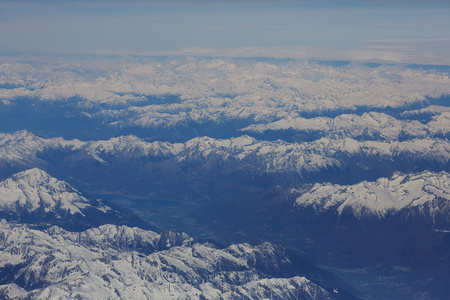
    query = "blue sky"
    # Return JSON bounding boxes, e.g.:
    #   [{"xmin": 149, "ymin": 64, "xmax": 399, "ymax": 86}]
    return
[{"xmin": 1, "ymin": 0, "xmax": 450, "ymax": 64}]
